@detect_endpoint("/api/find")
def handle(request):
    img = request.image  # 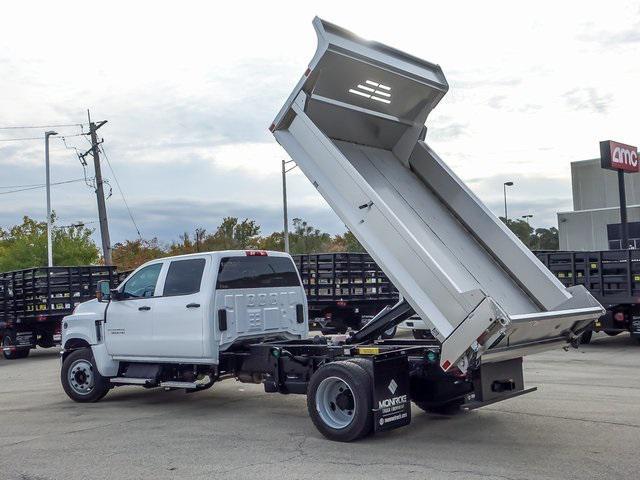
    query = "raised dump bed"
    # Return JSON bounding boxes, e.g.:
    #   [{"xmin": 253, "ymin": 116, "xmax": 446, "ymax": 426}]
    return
[{"xmin": 272, "ymin": 18, "xmax": 604, "ymax": 372}]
